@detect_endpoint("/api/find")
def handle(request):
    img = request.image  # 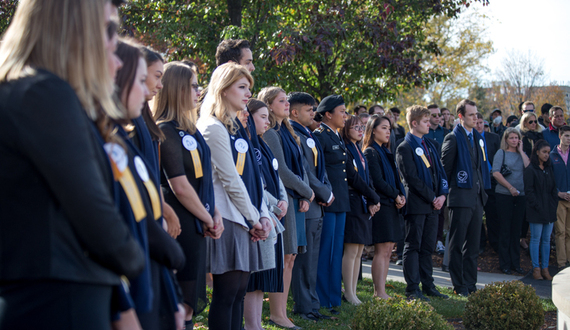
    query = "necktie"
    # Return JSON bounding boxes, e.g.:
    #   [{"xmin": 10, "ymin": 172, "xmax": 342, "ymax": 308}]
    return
[
  {"xmin": 421, "ymin": 140, "xmax": 433, "ymax": 166},
  {"xmin": 468, "ymin": 132, "xmax": 474, "ymax": 148}
]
